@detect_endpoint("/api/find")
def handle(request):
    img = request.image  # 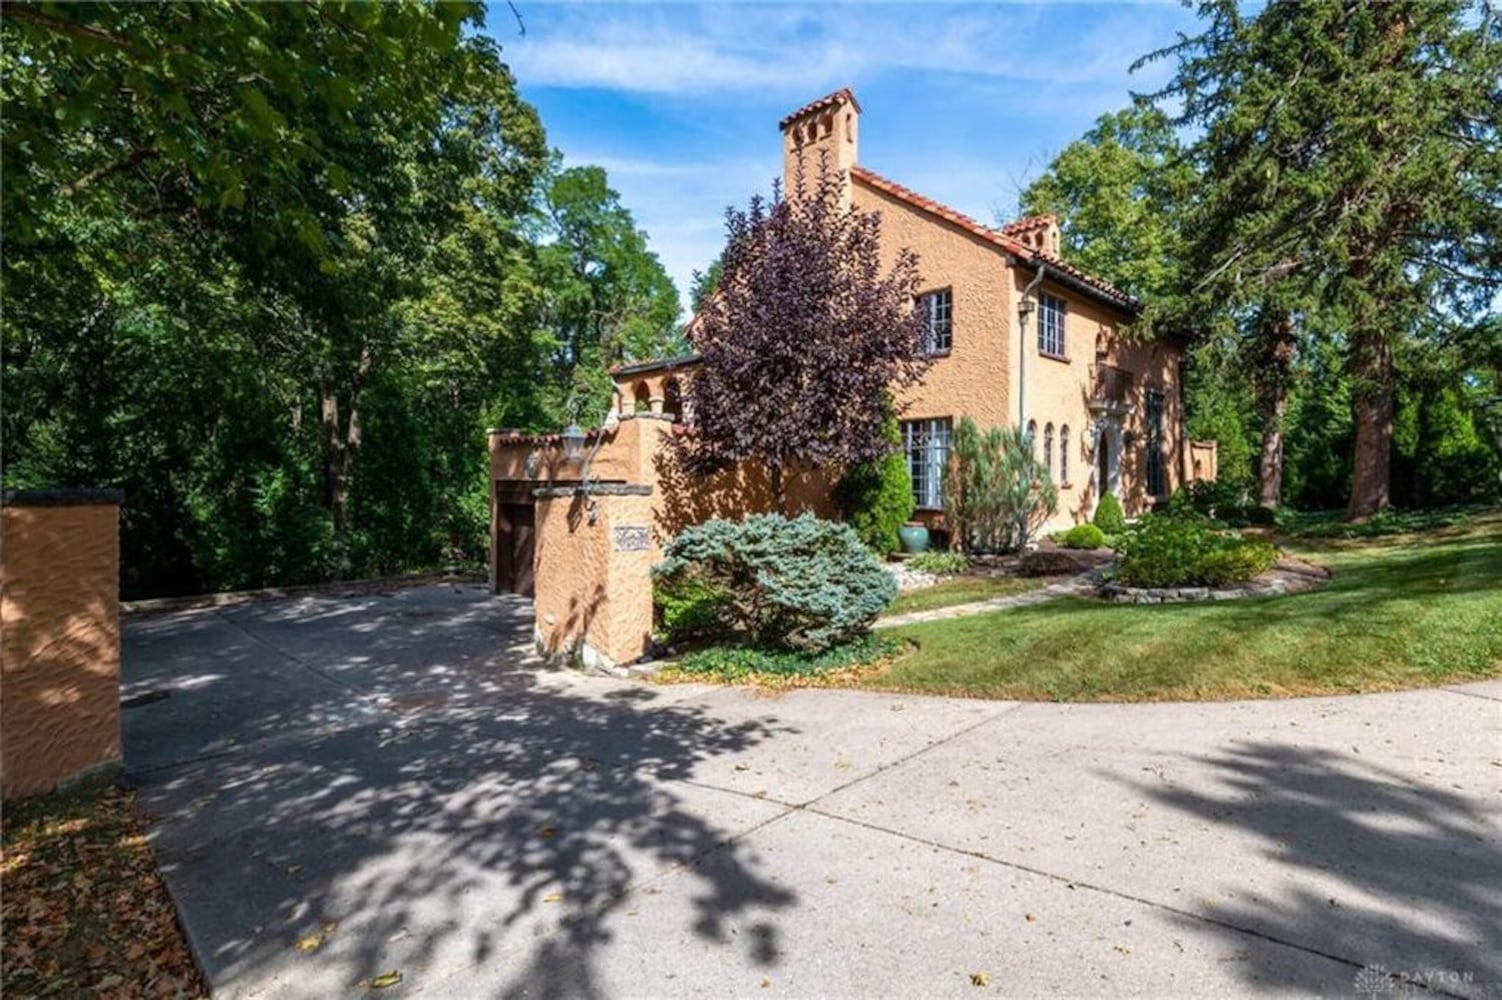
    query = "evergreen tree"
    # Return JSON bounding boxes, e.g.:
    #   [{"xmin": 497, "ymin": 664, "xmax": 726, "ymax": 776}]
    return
[{"xmin": 1142, "ymin": 0, "xmax": 1502, "ymax": 518}]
